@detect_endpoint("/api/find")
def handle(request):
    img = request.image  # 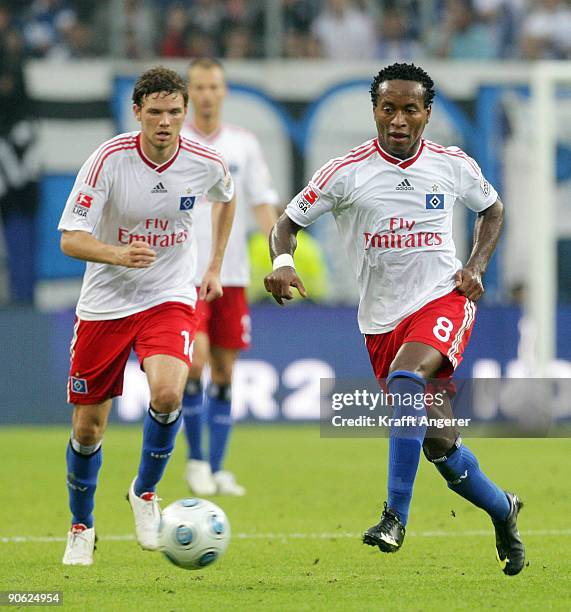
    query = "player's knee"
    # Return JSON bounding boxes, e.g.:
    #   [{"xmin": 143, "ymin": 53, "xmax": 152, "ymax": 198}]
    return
[
  {"xmin": 73, "ymin": 420, "xmax": 104, "ymax": 446},
  {"xmin": 390, "ymin": 364, "xmax": 431, "ymax": 382},
  {"xmin": 150, "ymin": 387, "xmax": 183, "ymax": 413}
]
